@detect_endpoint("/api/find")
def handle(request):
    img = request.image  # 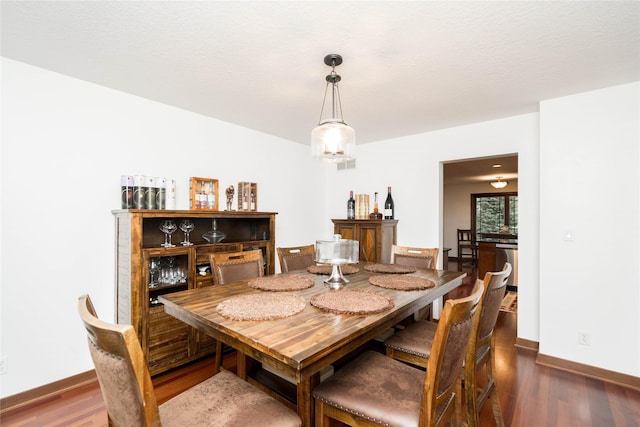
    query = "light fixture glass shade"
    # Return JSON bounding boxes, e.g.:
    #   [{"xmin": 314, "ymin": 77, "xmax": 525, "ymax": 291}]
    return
[
  {"xmin": 311, "ymin": 120, "xmax": 356, "ymax": 163},
  {"xmin": 491, "ymin": 178, "xmax": 508, "ymax": 189}
]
